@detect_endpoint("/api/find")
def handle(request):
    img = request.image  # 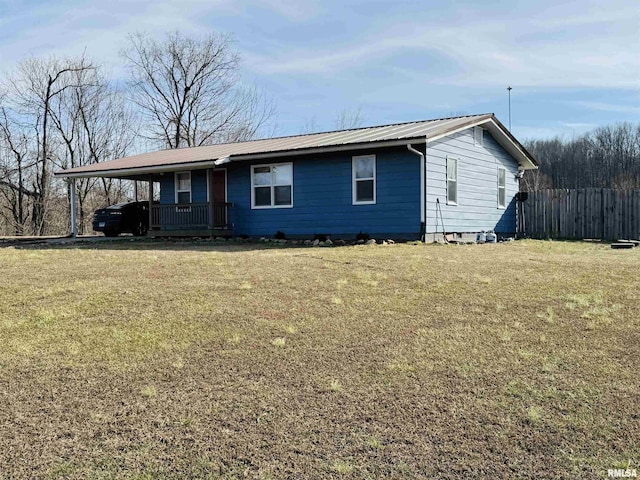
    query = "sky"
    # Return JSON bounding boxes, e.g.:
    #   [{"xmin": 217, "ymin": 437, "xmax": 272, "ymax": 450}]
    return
[{"xmin": 0, "ymin": 0, "xmax": 638, "ymax": 142}]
